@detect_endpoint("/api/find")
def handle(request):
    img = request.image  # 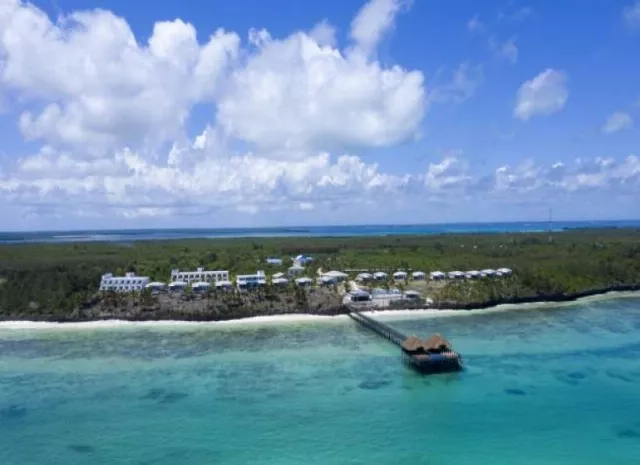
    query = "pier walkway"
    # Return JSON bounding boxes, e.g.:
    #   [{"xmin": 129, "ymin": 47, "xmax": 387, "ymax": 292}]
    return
[
  {"xmin": 347, "ymin": 310, "xmax": 407, "ymax": 347},
  {"xmin": 346, "ymin": 303, "xmax": 463, "ymax": 374}
]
